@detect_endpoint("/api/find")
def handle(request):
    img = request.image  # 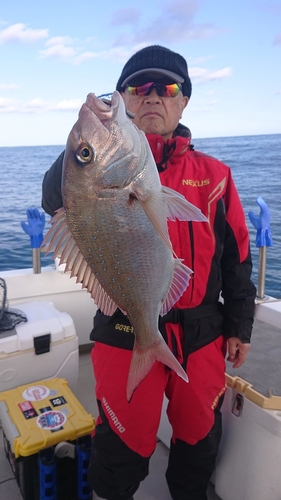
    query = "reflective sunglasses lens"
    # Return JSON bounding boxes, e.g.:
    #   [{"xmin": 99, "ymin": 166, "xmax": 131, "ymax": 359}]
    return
[
  {"xmin": 165, "ymin": 83, "xmax": 182, "ymax": 97},
  {"xmin": 127, "ymin": 82, "xmax": 154, "ymax": 96}
]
